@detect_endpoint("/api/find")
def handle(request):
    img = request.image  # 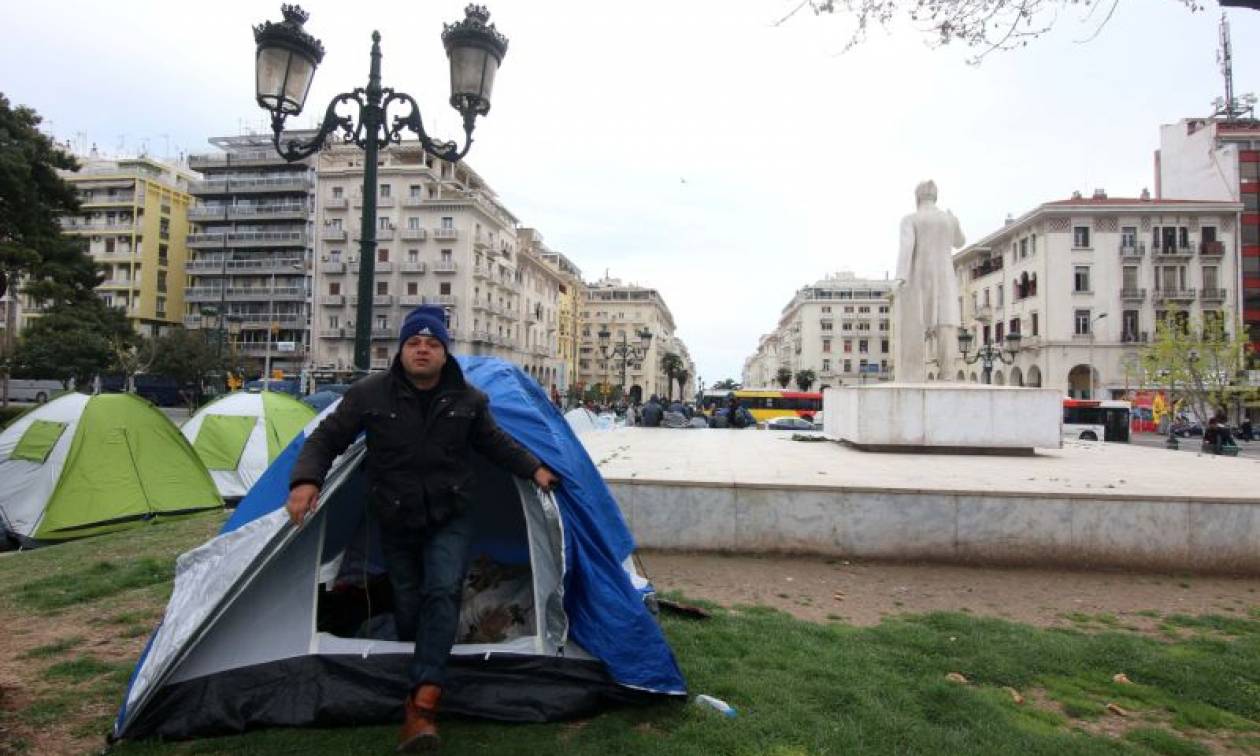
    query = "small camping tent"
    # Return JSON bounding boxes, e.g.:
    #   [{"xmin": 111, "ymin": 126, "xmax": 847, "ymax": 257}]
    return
[
  {"xmin": 181, "ymin": 391, "xmax": 315, "ymax": 500},
  {"xmin": 0, "ymin": 393, "xmax": 222, "ymax": 548},
  {"xmin": 113, "ymin": 357, "xmax": 685, "ymax": 741}
]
